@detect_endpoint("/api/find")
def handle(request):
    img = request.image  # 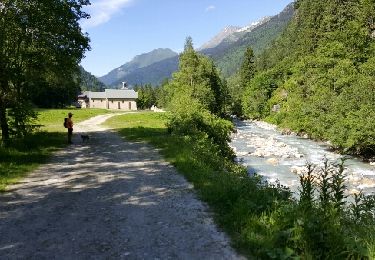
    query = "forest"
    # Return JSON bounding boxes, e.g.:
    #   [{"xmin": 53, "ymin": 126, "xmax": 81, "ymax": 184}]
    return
[{"xmin": 240, "ymin": 0, "xmax": 375, "ymax": 158}]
